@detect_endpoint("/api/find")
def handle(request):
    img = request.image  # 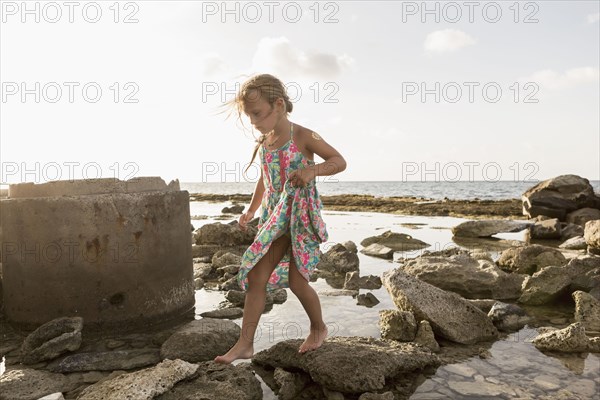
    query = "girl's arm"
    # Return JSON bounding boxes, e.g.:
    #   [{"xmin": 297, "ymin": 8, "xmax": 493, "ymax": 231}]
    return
[
  {"xmin": 305, "ymin": 131, "xmax": 347, "ymax": 177},
  {"xmin": 247, "ymin": 170, "xmax": 265, "ymax": 214}
]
